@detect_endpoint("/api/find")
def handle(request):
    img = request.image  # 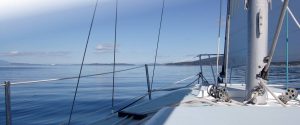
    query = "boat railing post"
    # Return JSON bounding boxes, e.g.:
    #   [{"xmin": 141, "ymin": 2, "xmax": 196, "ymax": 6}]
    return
[
  {"xmin": 144, "ymin": 64, "xmax": 152, "ymax": 100},
  {"xmin": 197, "ymin": 73, "xmax": 200, "ymax": 85},
  {"xmin": 229, "ymin": 67, "xmax": 233, "ymax": 86},
  {"xmin": 4, "ymin": 81, "xmax": 12, "ymax": 125},
  {"xmin": 199, "ymin": 55, "xmax": 204, "ymax": 84},
  {"xmin": 208, "ymin": 55, "xmax": 216, "ymax": 84}
]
